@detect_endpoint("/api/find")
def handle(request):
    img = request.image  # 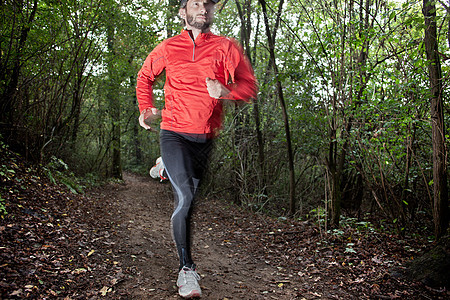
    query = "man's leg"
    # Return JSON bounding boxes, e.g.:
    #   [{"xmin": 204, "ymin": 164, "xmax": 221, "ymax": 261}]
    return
[{"xmin": 160, "ymin": 130, "xmax": 212, "ymax": 269}]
